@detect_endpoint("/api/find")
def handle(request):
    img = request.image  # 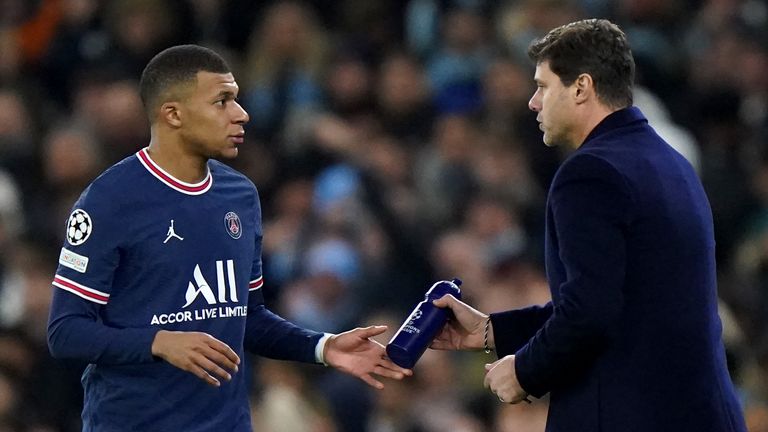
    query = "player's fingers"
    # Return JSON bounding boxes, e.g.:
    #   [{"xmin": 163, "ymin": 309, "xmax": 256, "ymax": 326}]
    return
[
  {"xmin": 368, "ymin": 338, "xmax": 386, "ymax": 349},
  {"xmin": 189, "ymin": 364, "xmax": 220, "ymax": 387},
  {"xmin": 203, "ymin": 348, "xmax": 239, "ymax": 373},
  {"xmin": 358, "ymin": 373, "xmax": 385, "ymax": 390},
  {"xmin": 196, "ymin": 356, "xmax": 233, "ymax": 383},
  {"xmin": 378, "ymin": 358, "xmax": 412, "ymax": 376},
  {"xmin": 204, "ymin": 335, "xmax": 241, "ymax": 365},
  {"xmin": 354, "ymin": 325, "xmax": 387, "ymax": 339},
  {"xmin": 373, "ymin": 365, "xmax": 406, "ymax": 380}
]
